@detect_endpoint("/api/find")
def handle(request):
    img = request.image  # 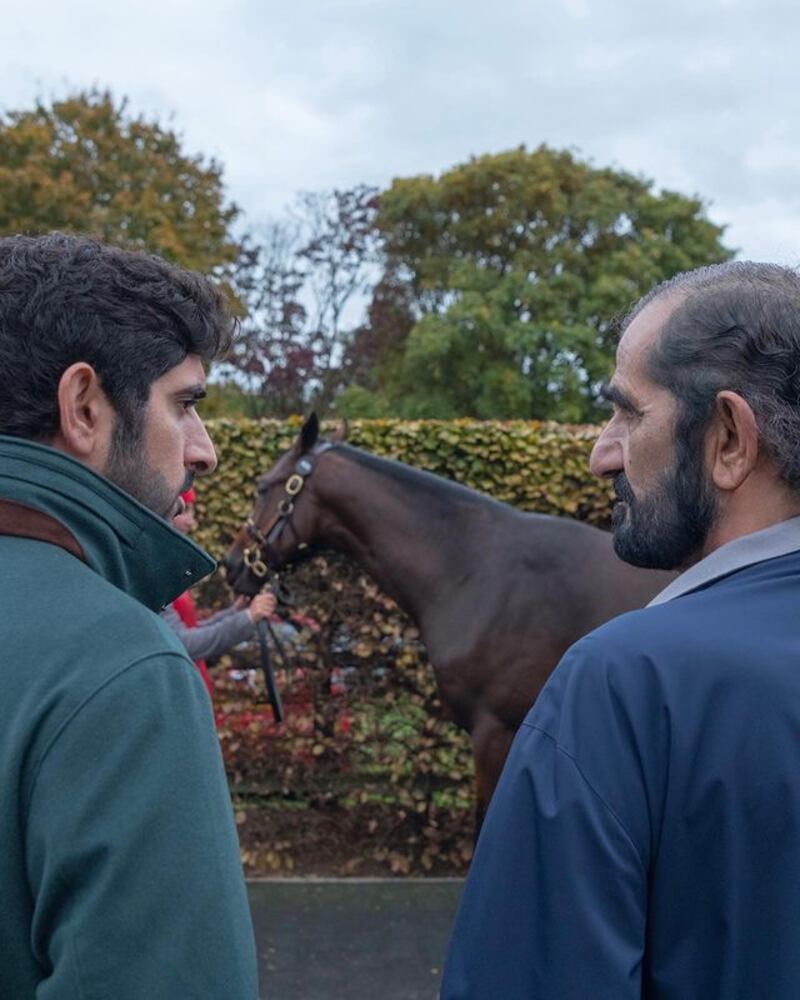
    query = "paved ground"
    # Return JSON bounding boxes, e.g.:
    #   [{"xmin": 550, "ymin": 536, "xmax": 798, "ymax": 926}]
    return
[{"xmin": 247, "ymin": 878, "xmax": 463, "ymax": 1000}]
